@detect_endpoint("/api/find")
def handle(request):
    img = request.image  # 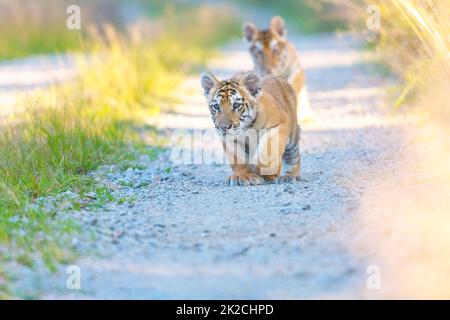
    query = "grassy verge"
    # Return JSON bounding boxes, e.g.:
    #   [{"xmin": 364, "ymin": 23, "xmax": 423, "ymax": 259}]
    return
[{"xmin": 0, "ymin": 4, "xmax": 240, "ymax": 298}]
